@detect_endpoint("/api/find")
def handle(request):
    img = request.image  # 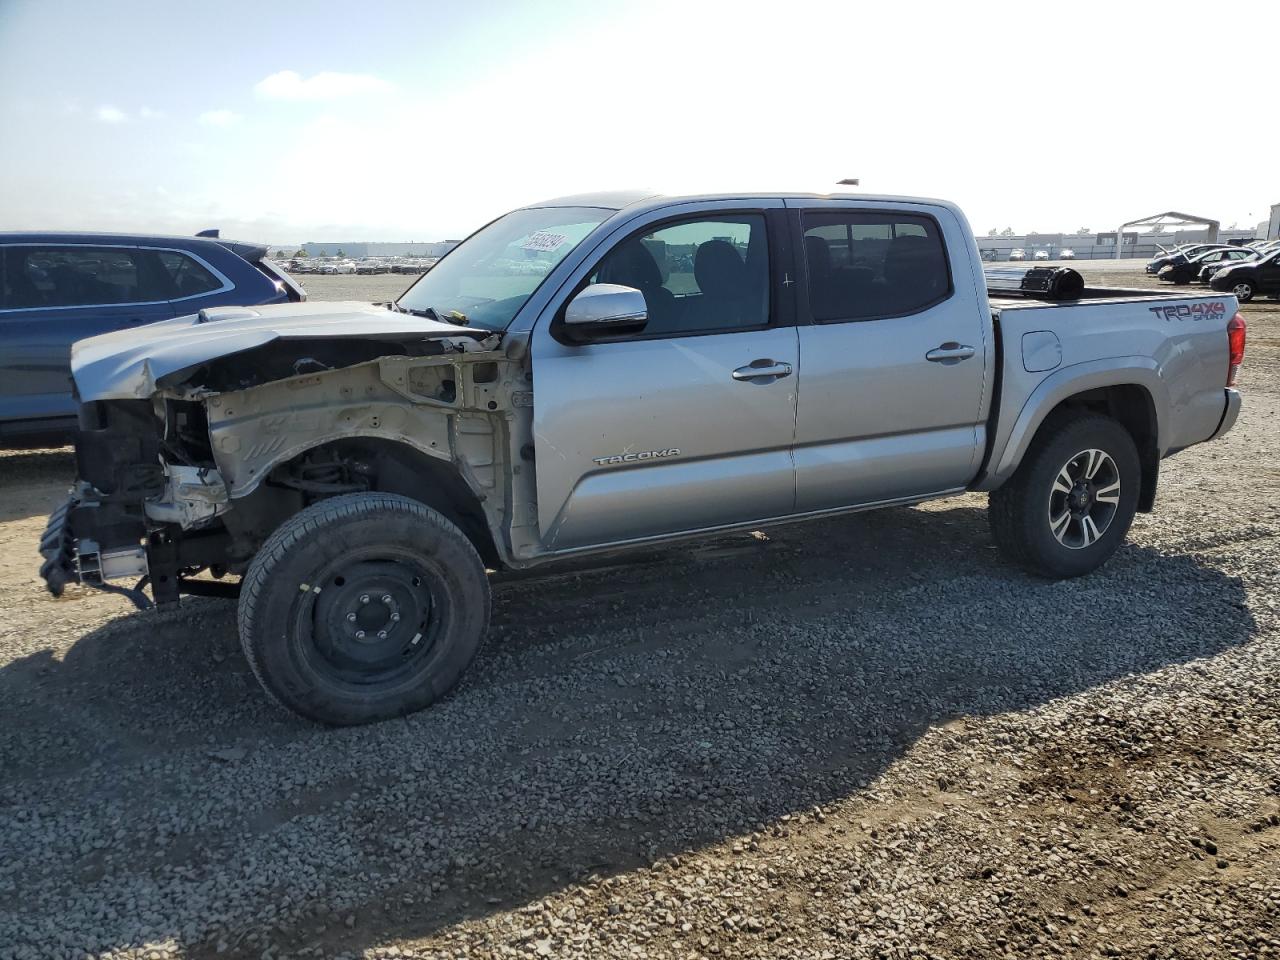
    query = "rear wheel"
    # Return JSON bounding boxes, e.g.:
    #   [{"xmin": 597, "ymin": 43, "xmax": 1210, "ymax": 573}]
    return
[
  {"xmin": 238, "ymin": 493, "xmax": 490, "ymax": 725},
  {"xmin": 1231, "ymin": 280, "xmax": 1255, "ymax": 302},
  {"xmin": 989, "ymin": 414, "xmax": 1140, "ymax": 579}
]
